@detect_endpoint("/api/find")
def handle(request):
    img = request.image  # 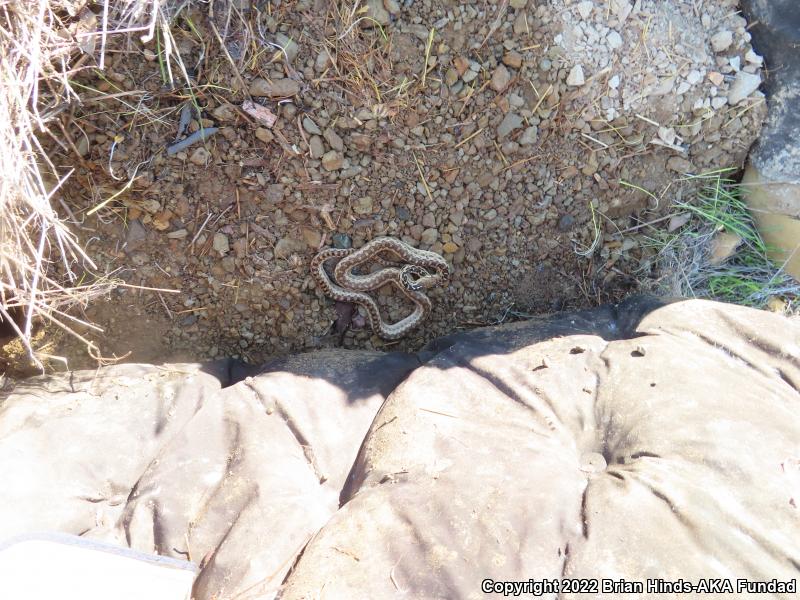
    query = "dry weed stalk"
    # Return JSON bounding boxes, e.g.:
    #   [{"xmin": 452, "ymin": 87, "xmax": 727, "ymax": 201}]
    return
[
  {"xmin": 0, "ymin": 0, "xmax": 180, "ymax": 369},
  {"xmin": 323, "ymin": 1, "xmax": 399, "ymax": 113}
]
